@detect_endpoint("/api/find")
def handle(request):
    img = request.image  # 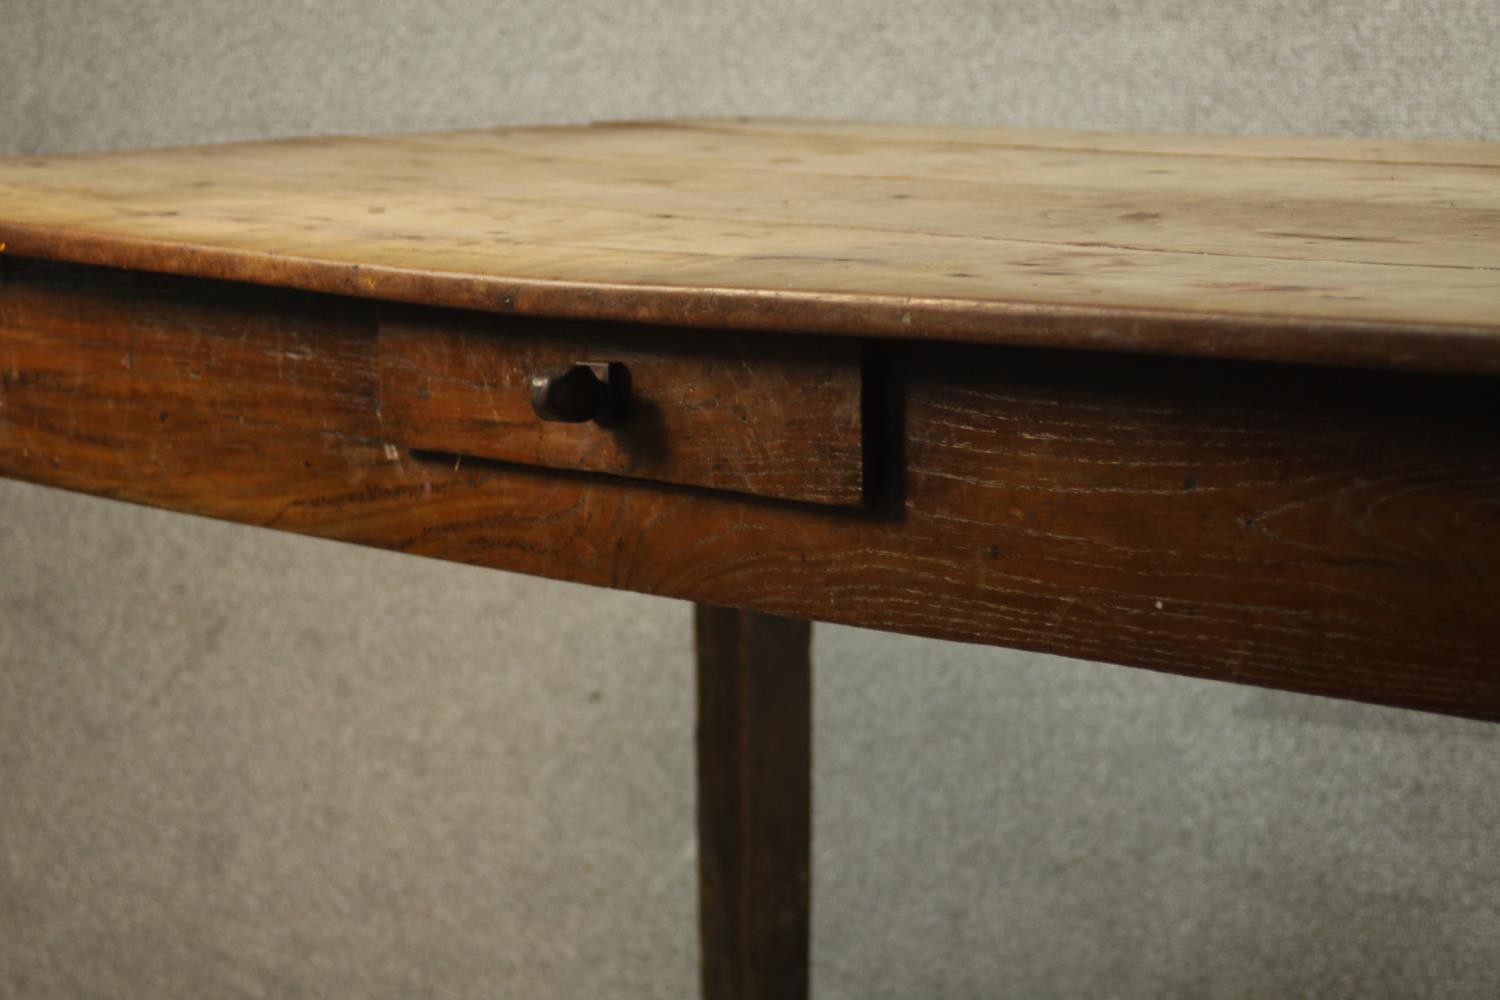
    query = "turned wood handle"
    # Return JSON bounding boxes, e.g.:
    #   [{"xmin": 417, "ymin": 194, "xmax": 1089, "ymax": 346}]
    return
[{"xmin": 529, "ymin": 361, "xmax": 629, "ymax": 424}]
